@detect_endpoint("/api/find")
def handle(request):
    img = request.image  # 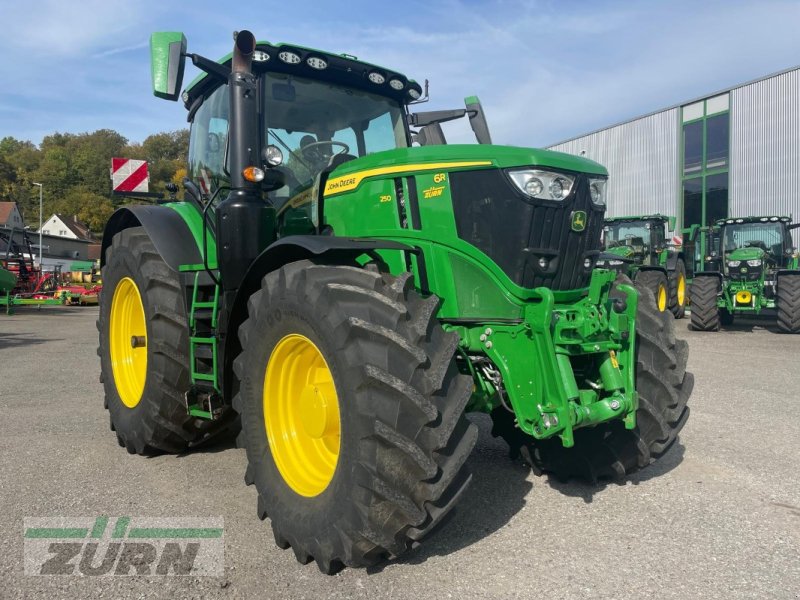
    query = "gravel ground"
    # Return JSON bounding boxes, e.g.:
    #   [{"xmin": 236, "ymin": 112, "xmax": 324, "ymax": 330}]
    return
[{"xmin": 1, "ymin": 306, "xmax": 798, "ymax": 599}]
